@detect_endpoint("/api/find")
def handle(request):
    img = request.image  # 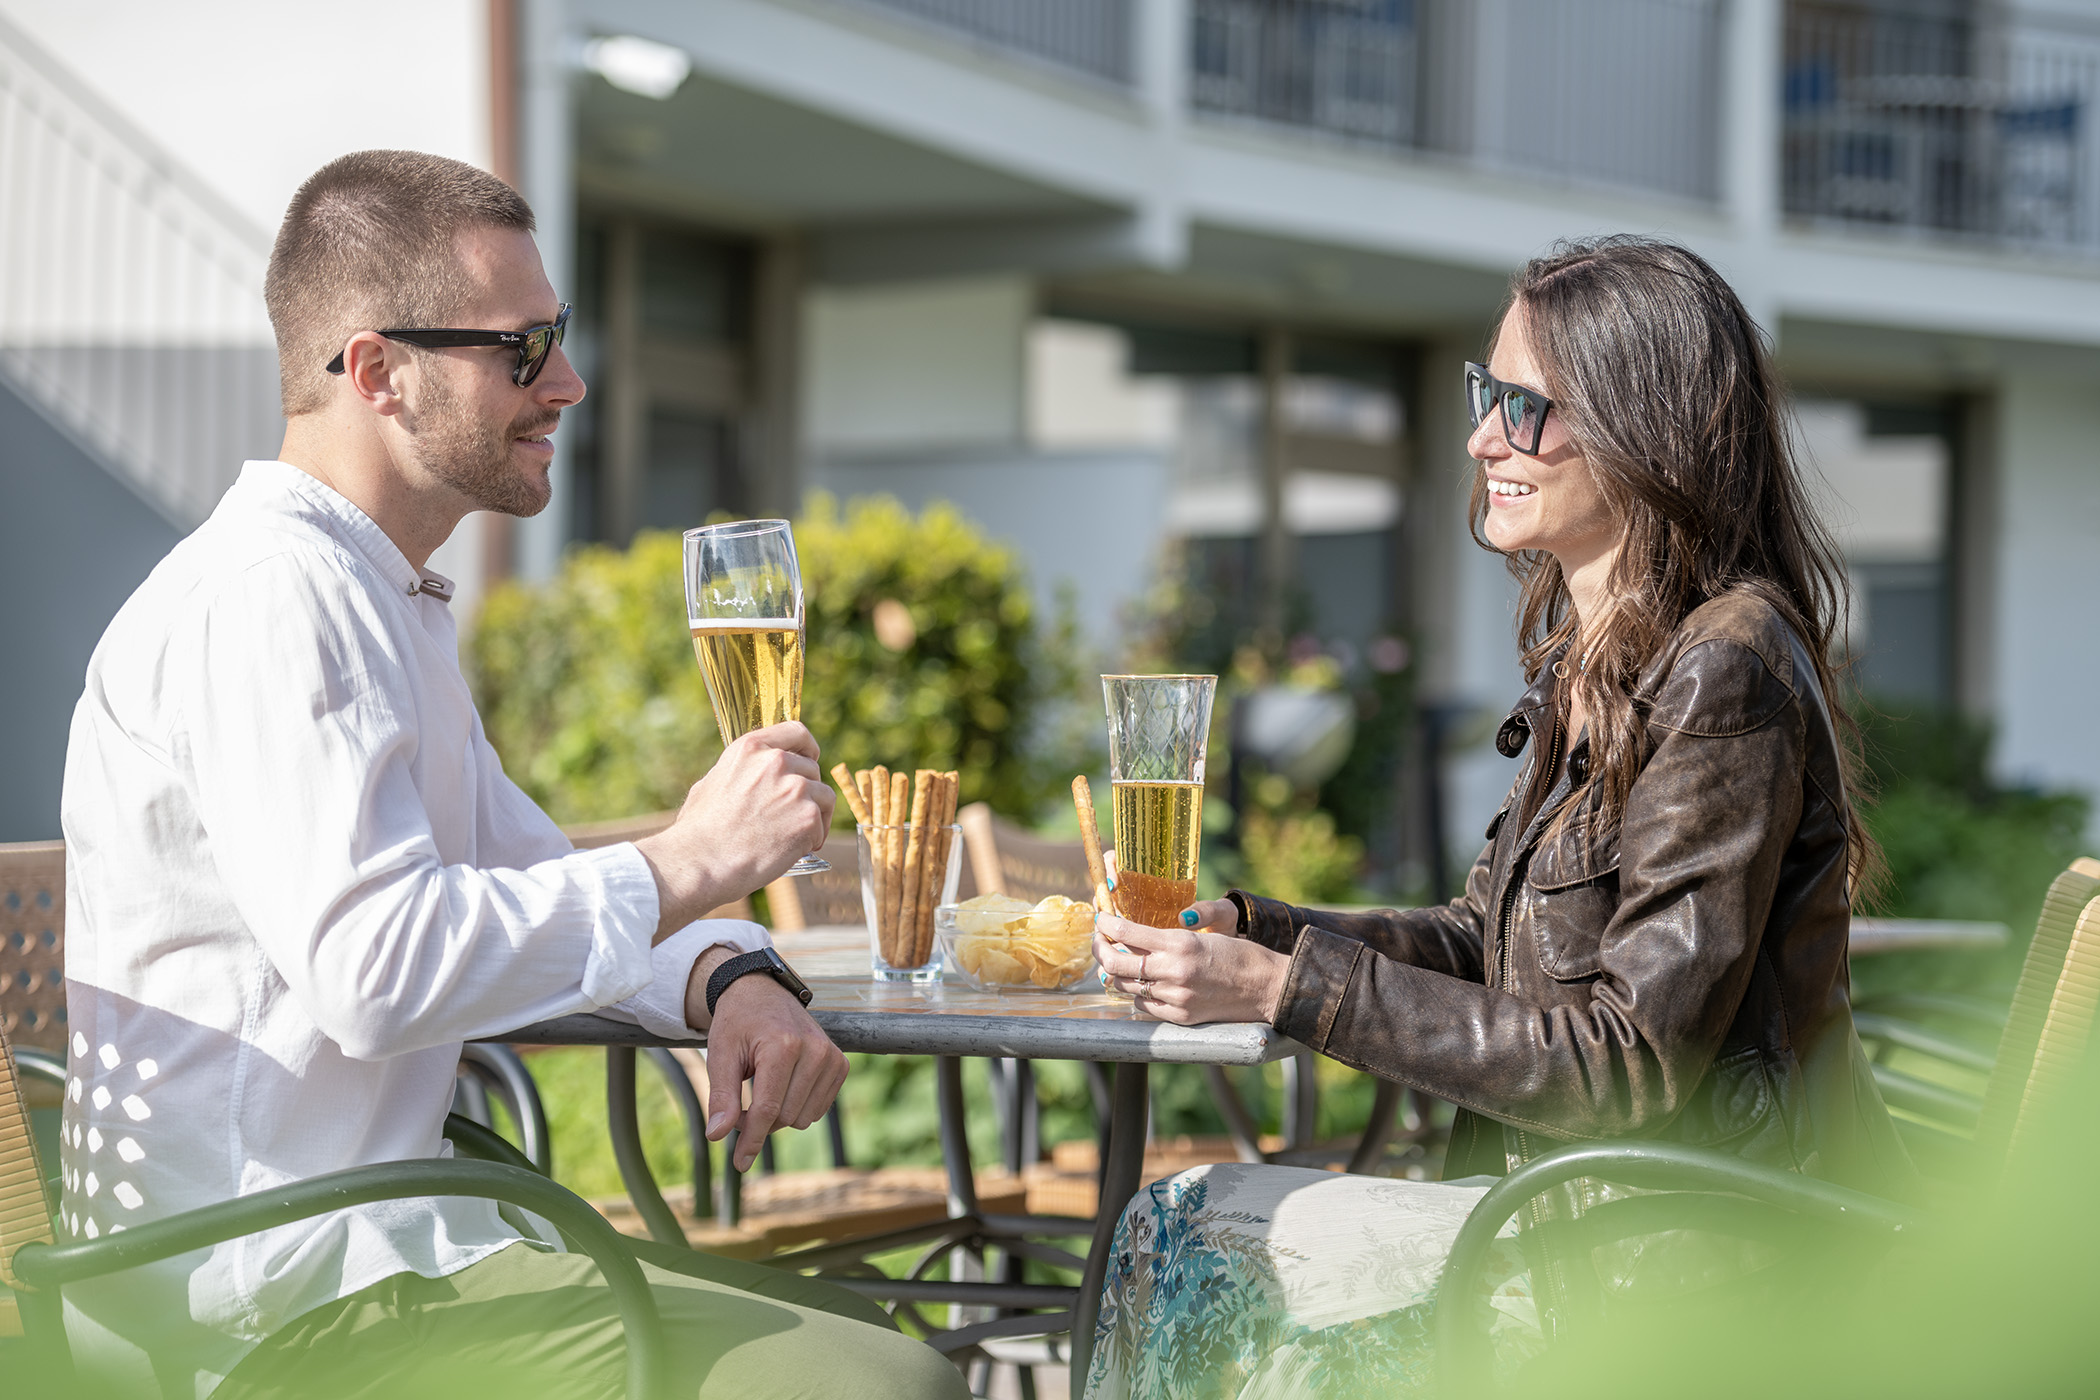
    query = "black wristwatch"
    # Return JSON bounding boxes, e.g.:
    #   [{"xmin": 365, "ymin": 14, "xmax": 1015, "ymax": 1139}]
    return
[{"xmin": 705, "ymin": 947, "xmax": 813, "ymax": 1020}]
